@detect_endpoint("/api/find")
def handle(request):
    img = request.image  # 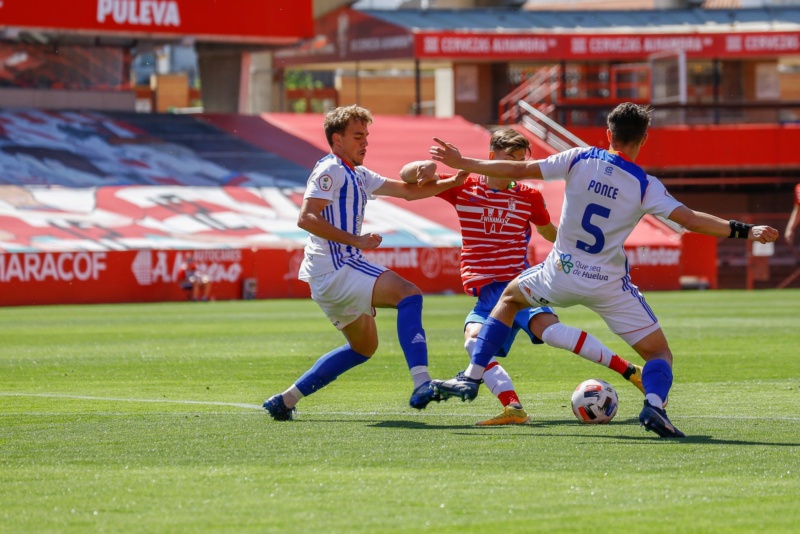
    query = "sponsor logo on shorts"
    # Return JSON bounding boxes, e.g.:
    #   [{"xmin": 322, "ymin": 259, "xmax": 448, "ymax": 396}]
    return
[{"xmin": 556, "ymin": 253, "xmax": 574, "ymax": 274}]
